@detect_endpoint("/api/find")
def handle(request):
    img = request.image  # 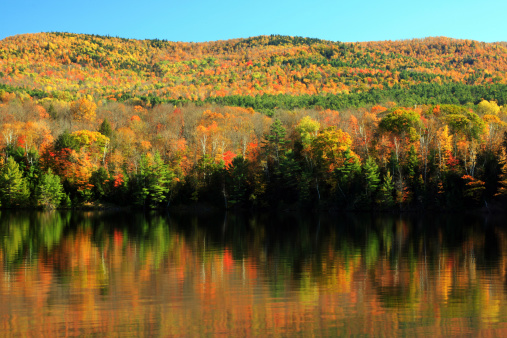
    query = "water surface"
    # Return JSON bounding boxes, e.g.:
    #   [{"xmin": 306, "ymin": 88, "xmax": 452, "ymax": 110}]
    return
[{"xmin": 1, "ymin": 210, "xmax": 507, "ymax": 336}]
